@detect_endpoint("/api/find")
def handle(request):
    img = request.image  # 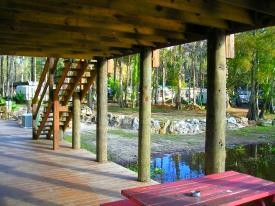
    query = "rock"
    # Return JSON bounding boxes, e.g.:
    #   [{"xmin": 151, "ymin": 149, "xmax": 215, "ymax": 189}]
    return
[
  {"xmin": 191, "ymin": 118, "xmax": 200, "ymax": 124},
  {"xmin": 237, "ymin": 117, "xmax": 248, "ymax": 126},
  {"xmin": 77, "ymin": 105, "xmax": 249, "ymax": 135},
  {"xmin": 121, "ymin": 116, "xmax": 134, "ymax": 129},
  {"xmin": 132, "ymin": 117, "xmax": 139, "ymax": 130},
  {"xmin": 227, "ymin": 117, "xmax": 237, "ymax": 125},
  {"xmin": 248, "ymin": 120, "xmax": 257, "ymax": 125},
  {"xmin": 109, "ymin": 114, "xmax": 122, "ymax": 127},
  {"xmin": 160, "ymin": 120, "xmax": 171, "ymax": 134},
  {"xmin": 151, "ymin": 119, "xmax": 160, "ymax": 133}
]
